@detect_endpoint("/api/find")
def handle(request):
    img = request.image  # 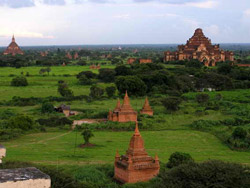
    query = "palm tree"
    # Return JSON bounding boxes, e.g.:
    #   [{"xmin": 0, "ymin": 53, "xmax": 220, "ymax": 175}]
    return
[{"xmin": 81, "ymin": 128, "xmax": 94, "ymax": 145}]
